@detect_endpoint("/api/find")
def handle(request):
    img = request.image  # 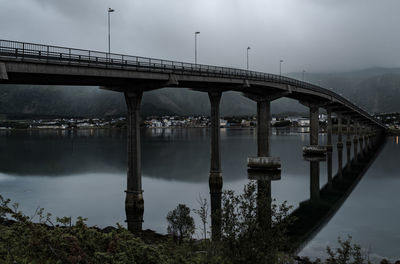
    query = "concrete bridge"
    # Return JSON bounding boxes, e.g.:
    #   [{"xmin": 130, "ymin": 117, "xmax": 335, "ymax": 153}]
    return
[{"xmin": 0, "ymin": 39, "xmax": 387, "ymax": 240}]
